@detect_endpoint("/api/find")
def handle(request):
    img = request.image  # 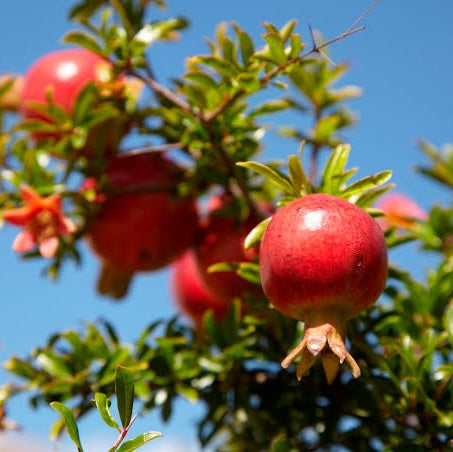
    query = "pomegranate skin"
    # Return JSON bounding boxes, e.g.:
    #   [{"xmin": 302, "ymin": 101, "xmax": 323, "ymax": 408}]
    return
[
  {"xmin": 20, "ymin": 48, "xmax": 125, "ymax": 157},
  {"xmin": 21, "ymin": 49, "xmax": 107, "ymax": 117},
  {"xmin": 260, "ymin": 194, "xmax": 388, "ymax": 322},
  {"xmin": 87, "ymin": 153, "xmax": 199, "ymax": 298},
  {"xmin": 195, "ymin": 200, "xmax": 263, "ymax": 304},
  {"xmin": 171, "ymin": 250, "xmax": 229, "ymax": 328}
]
